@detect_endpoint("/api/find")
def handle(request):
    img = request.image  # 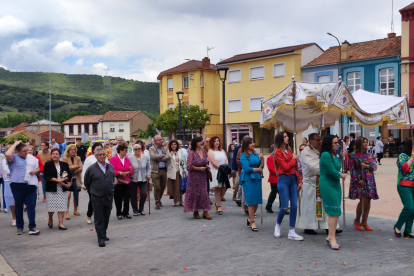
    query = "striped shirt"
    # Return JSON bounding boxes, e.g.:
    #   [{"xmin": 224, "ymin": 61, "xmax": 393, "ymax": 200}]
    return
[{"xmin": 8, "ymin": 154, "xmax": 27, "ymax": 184}]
